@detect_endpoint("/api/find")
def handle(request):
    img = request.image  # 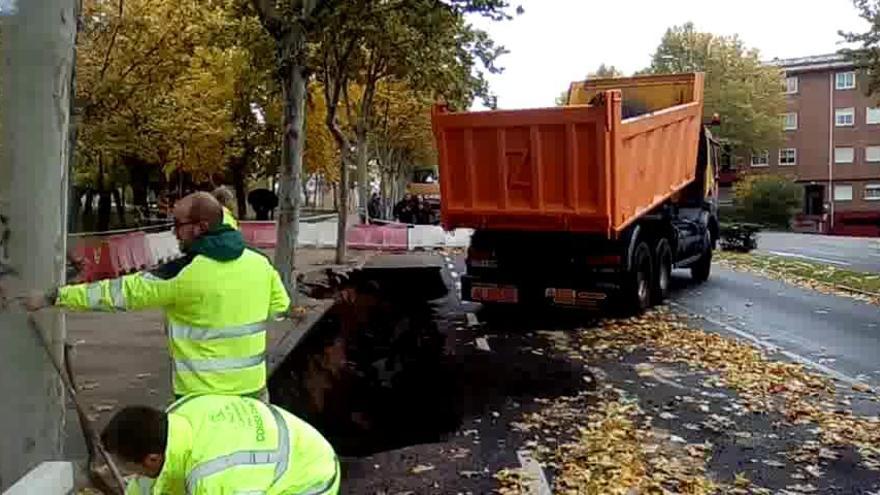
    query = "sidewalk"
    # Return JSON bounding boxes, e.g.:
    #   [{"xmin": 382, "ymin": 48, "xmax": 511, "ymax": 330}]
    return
[{"xmin": 63, "ymin": 247, "xmax": 372, "ymax": 461}]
